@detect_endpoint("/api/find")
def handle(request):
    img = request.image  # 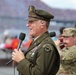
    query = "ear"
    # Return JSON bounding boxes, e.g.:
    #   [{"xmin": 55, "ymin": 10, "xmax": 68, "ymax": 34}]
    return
[
  {"xmin": 74, "ymin": 36, "xmax": 76, "ymax": 40},
  {"xmin": 73, "ymin": 36, "xmax": 76, "ymax": 44}
]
